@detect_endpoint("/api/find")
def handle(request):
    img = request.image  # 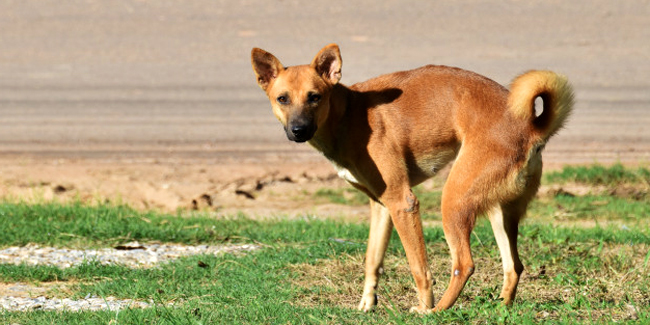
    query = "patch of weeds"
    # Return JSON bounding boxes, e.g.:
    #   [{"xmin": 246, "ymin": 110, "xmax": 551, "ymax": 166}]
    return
[
  {"xmin": 530, "ymin": 193, "xmax": 650, "ymax": 224},
  {"xmin": 544, "ymin": 163, "xmax": 650, "ymax": 186},
  {"xmin": 288, "ymin": 221, "xmax": 650, "ymax": 324}
]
